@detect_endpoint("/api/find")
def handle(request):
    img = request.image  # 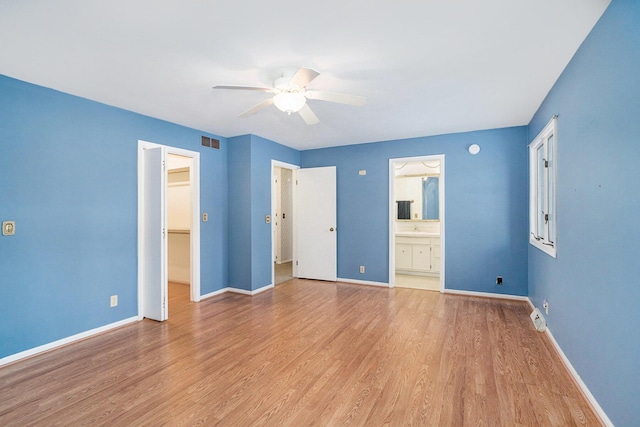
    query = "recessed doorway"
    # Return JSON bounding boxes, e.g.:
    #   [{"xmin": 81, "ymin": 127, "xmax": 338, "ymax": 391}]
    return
[
  {"xmin": 272, "ymin": 161, "xmax": 298, "ymax": 286},
  {"xmin": 389, "ymin": 155, "xmax": 445, "ymax": 292}
]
